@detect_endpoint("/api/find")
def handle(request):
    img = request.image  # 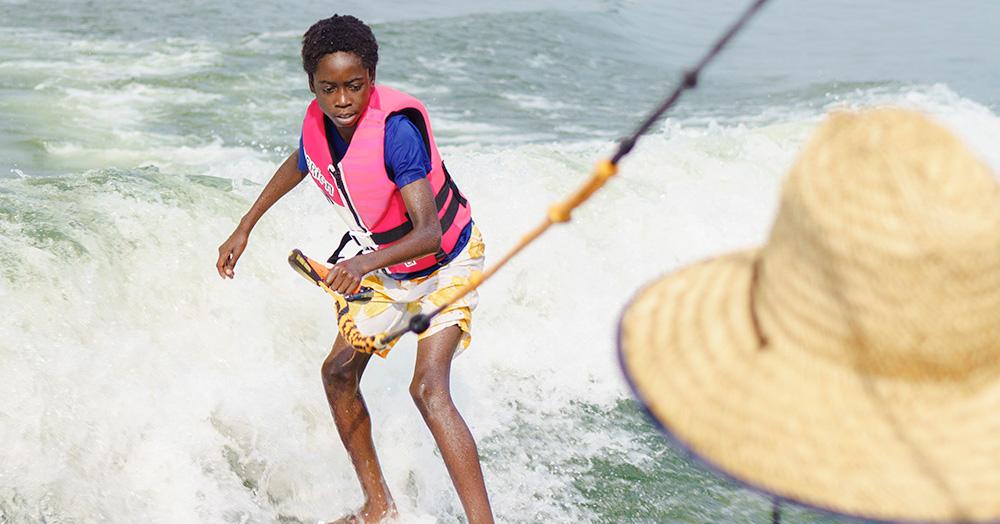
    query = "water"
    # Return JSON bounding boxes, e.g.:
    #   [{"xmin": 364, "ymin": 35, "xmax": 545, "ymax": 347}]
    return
[{"xmin": 1, "ymin": 1, "xmax": 999, "ymax": 522}]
